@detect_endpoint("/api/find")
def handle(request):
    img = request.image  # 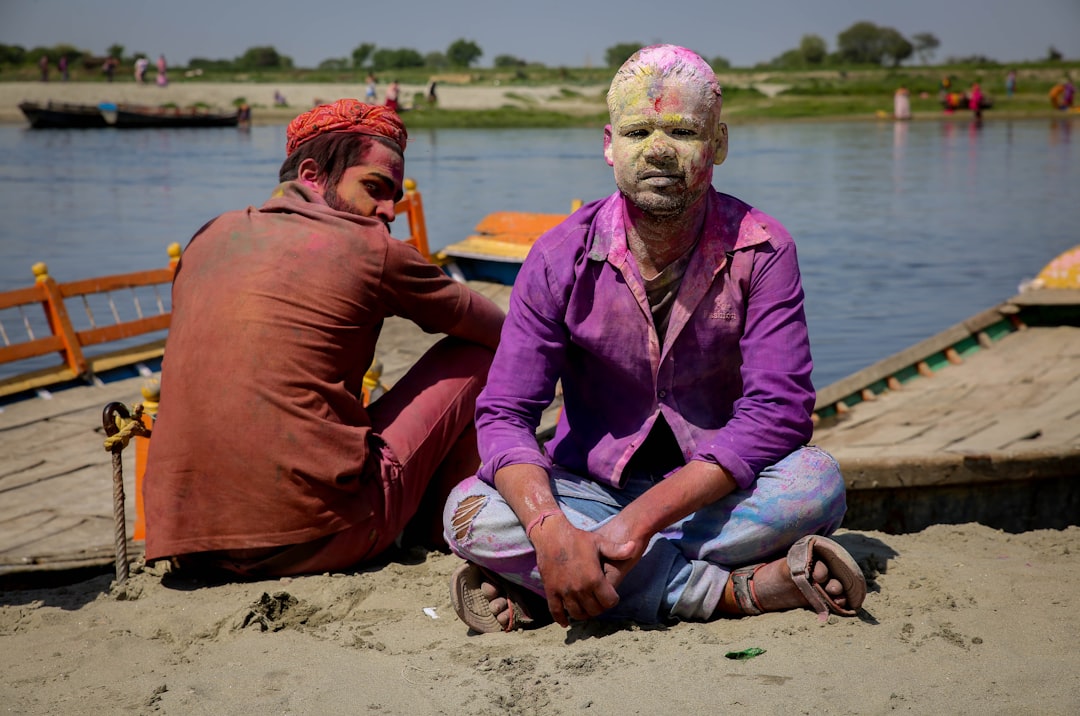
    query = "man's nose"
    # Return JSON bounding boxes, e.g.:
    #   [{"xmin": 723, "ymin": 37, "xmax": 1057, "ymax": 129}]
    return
[
  {"xmin": 644, "ymin": 133, "xmax": 674, "ymax": 158},
  {"xmin": 376, "ymin": 200, "xmax": 396, "ymax": 224}
]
